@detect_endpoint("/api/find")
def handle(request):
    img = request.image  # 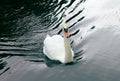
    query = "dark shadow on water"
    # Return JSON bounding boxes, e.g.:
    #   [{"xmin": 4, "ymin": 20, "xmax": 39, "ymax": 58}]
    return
[
  {"xmin": 43, "ymin": 56, "xmax": 61, "ymax": 67},
  {"xmin": 69, "ymin": 30, "xmax": 80, "ymax": 38},
  {"xmin": 74, "ymin": 49, "xmax": 84, "ymax": 63},
  {"xmin": 0, "ymin": 61, "xmax": 7, "ymax": 70},
  {"xmin": 0, "ymin": 56, "xmax": 10, "ymax": 76},
  {"xmin": 90, "ymin": 26, "xmax": 95, "ymax": 29},
  {"xmin": 0, "ymin": 67, "xmax": 10, "ymax": 76},
  {"xmin": 66, "ymin": 8, "xmax": 84, "ymax": 23}
]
